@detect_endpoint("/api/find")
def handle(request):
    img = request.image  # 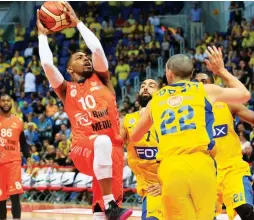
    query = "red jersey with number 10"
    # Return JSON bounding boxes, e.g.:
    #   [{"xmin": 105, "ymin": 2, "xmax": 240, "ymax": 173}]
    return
[
  {"xmin": 0, "ymin": 115, "xmax": 23, "ymax": 165},
  {"xmin": 64, "ymin": 73, "xmax": 122, "ymax": 147}
]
